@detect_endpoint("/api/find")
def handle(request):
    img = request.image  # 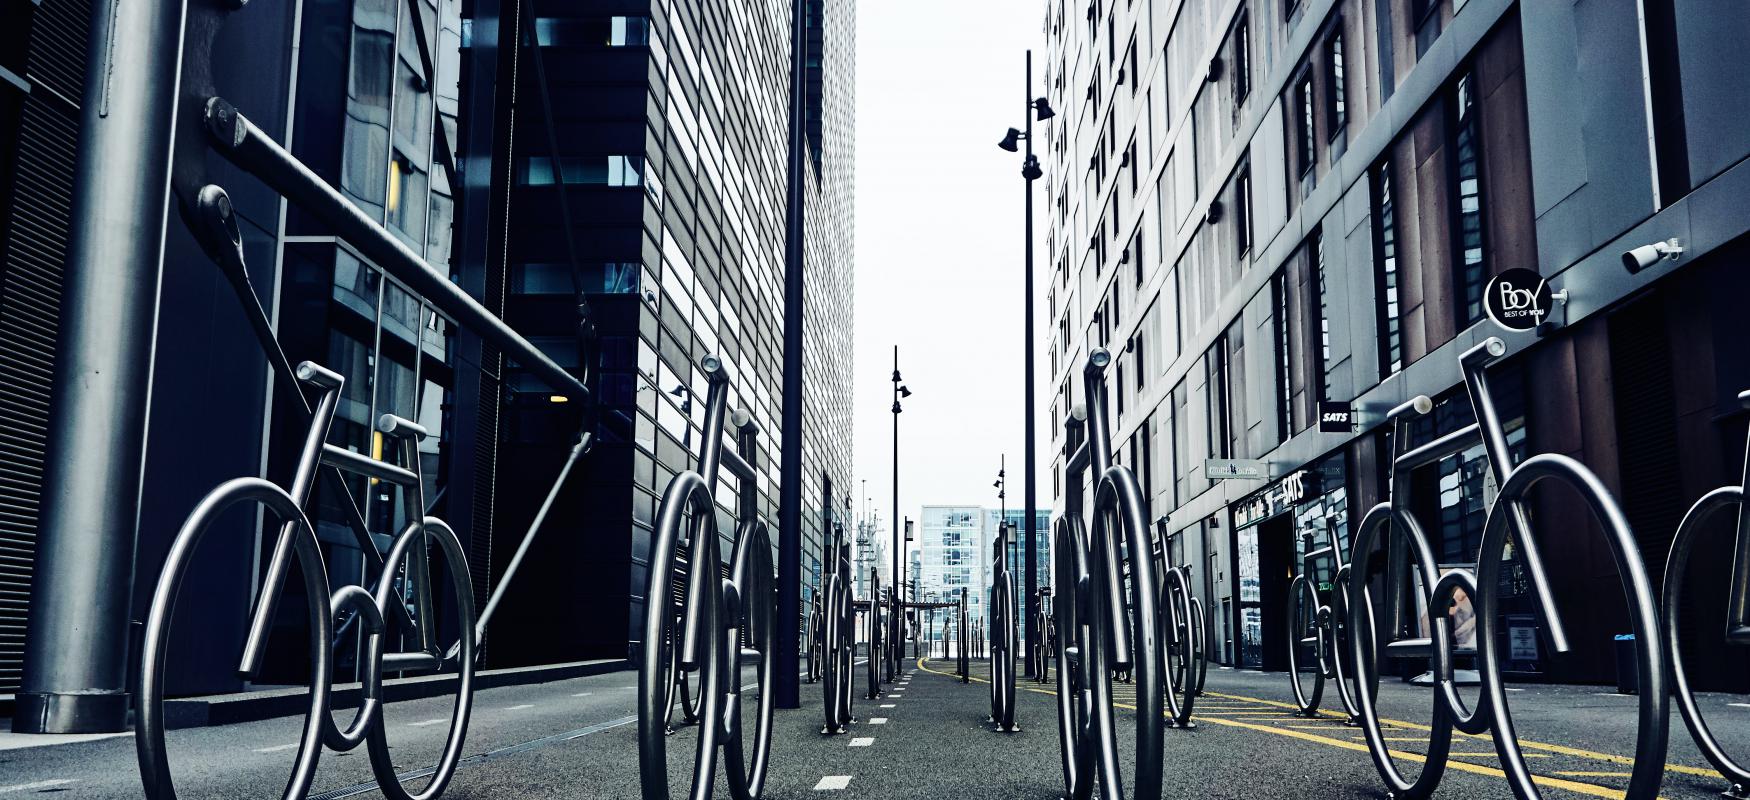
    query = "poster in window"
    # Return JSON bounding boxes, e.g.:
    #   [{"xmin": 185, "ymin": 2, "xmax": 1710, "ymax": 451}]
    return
[{"xmin": 1414, "ymin": 566, "xmax": 1477, "ymax": 651}]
